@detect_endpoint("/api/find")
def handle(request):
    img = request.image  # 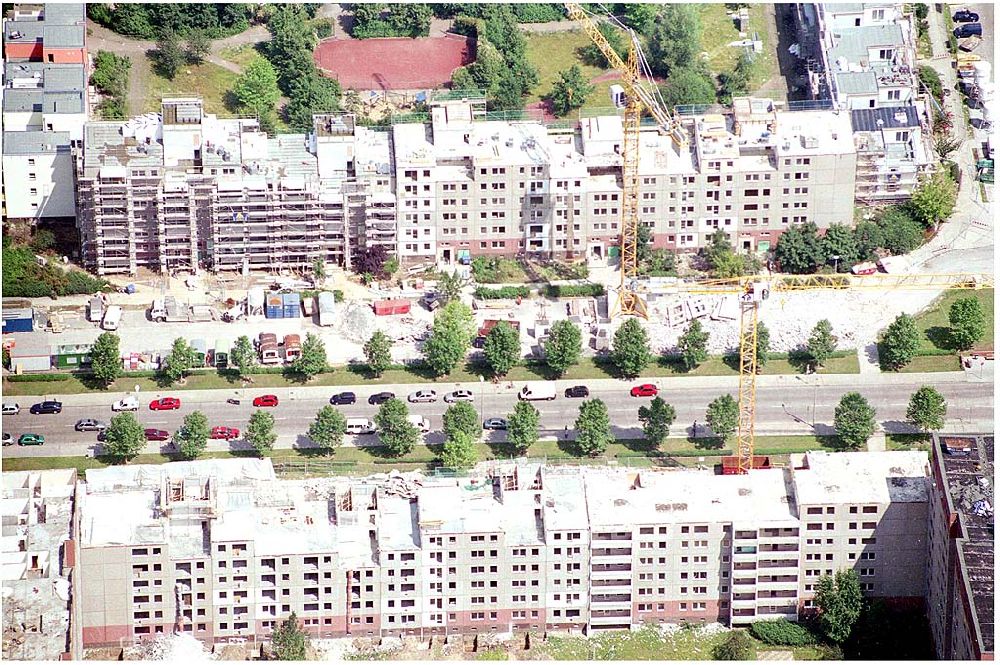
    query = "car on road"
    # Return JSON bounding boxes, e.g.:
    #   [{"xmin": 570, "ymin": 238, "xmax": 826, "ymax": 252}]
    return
[
  {"xmin": 97, "ymin": 430, "xmax": 108, "ymax": 442},
  {"xmin": 565, "ymin": 385, "xmax": 590, "ymax": 398},
  {"xmin": 953, "ymin": 10, "xmax": 980, "ymax": 22},
  {"xmin": 2, "ymin": 433, "xmax": 12, "ymax": 446},
  {"xmin": 149, "ymin": 397, "xmax": 181, "ymax": 411},
  {"xmin": 144, "ymin": 429, "xmax": 170, "ymax": 441},
  {"xmin": 112, "ymin": 396, "xmax": 139, "ymax": 411},
  {"xmin": 330, "ymin": 392, "xmax": 357, "ymax": 405},
  {"xmin": 483, "ymin": 418, "xmax": 508, "ymax": 430},
  {"xmin": 29, "ymin": 400, "xmax": 62, "ymax": 415},
  {"xmin": 369, "ymin": 392, "xmax": 395, "ymax": 405},
  {"xmin": 210, "ymin": 426, "xmax": 240, "ymax": 440},
  {"xmin": 18, "ymin": 433, "xmax": 45, "ymax": 446},
  {"xmin": 408, "ymin": 389, "xmax": 437, "ymax": 403},
  {"xmin": 252, "ymin": 395, "xmax": 279, "ymax": 408},
  {"xmin": 2, "ymin": 403, "xmax": 20, "ymax": 415},
  {"xmin": 444, "ymin": 390, "xmax": 474, "ymax": 403},
  {"xmin": 954, "ymin": 22, "xmax": 983, "ymax": 38},
  {"xmin": 75, "ymin": 419, "xmax": 108, "ymax": 432},
  {"xmin": 630, "ymin": 383, "xmax": 658, "ymax": 398}
]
